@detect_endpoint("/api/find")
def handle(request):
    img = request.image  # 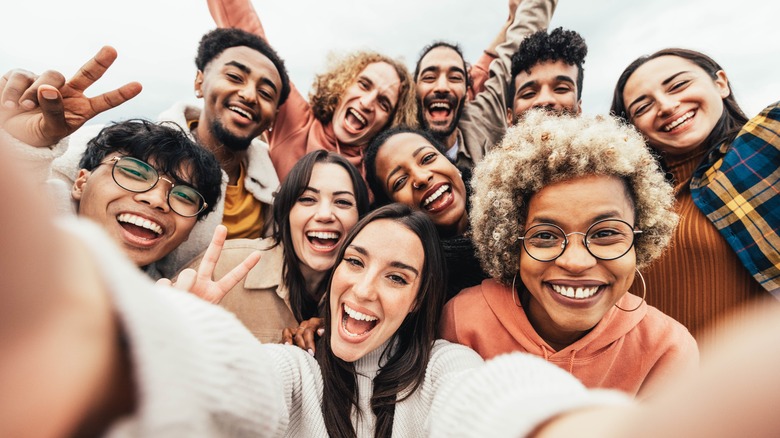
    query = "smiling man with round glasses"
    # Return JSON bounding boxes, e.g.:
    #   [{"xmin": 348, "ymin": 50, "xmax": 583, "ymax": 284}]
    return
[{"xmin": 69, "ymin": 119, "xmax": 222, "ymax": 277}]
